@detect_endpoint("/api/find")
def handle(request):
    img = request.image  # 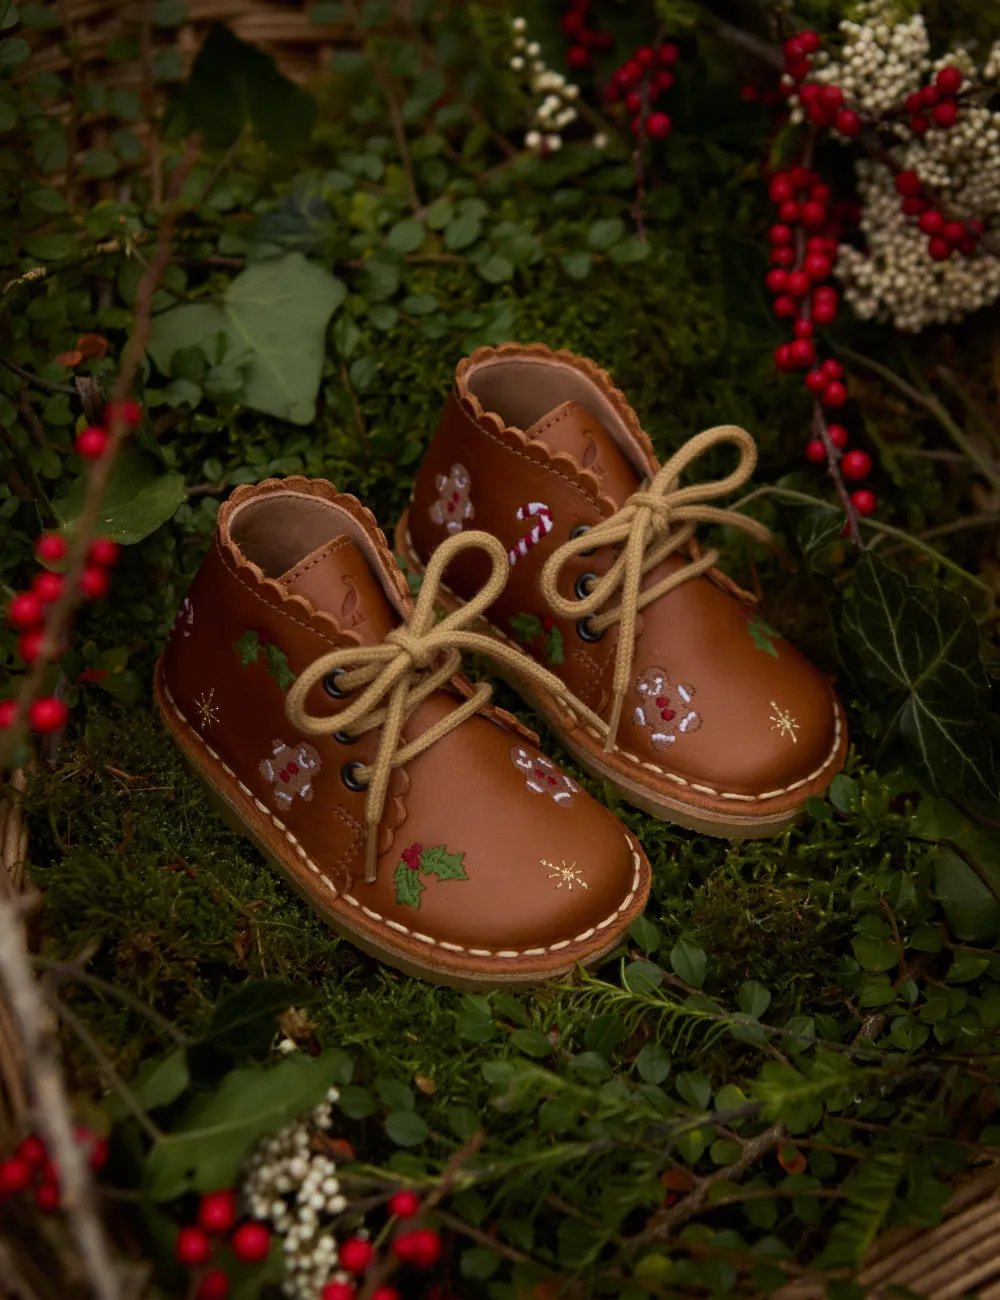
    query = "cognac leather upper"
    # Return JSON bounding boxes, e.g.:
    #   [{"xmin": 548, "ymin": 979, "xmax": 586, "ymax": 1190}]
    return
[
  {"xmin": 160, "ymin": 478, "xmax": 645, "ymax": 960},
  {"xmin": 406, "ymin": 345, "xmax": 845, "ymax": 806}
]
